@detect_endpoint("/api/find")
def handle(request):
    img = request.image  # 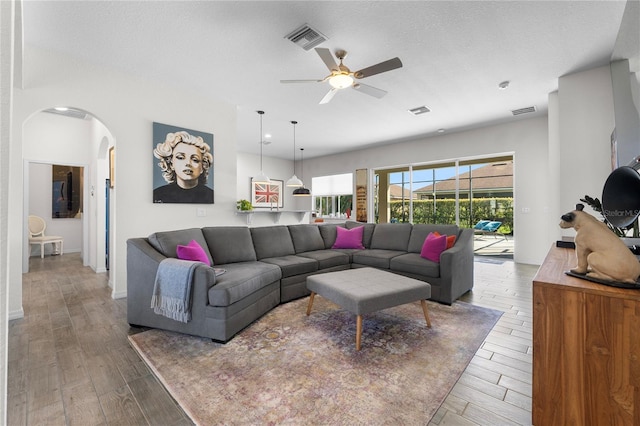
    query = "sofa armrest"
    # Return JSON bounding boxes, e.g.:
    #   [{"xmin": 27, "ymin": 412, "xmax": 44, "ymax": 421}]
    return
[
  {"xmin": 438, "ymin": 228, "xmax": 474, "ymax": 304},
  {"xmin": 126, "ymin": 238, "xmax": 217, "ymax": 326}
]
